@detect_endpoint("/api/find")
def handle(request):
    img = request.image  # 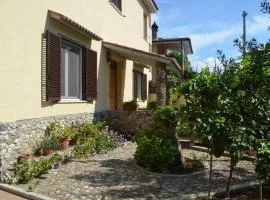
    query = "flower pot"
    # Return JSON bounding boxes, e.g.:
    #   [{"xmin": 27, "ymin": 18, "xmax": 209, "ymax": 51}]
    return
[
  {"xmin": 42, "ymin": 148, "xmax": 53, "ymax": 156},
  {"xmin": 59, "ymin": 138, "xmax": 70, "ymax": 149},
  {"xmin": 70, "ymin": 138, "xmax": 80, "ymax": 146},
  {"xmin": 123, "ymin": 104, "xmax": 138, "ymax": 111},
  {"xmin": 17, "ymin": 153, "xmax": 32, "ymax": 163}
]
